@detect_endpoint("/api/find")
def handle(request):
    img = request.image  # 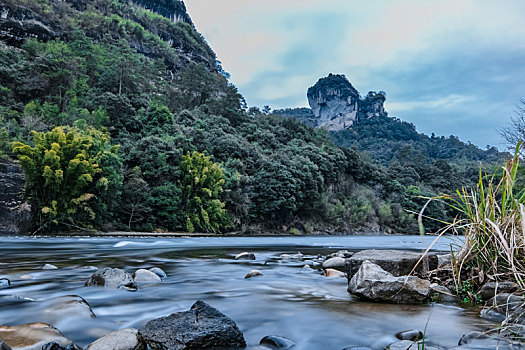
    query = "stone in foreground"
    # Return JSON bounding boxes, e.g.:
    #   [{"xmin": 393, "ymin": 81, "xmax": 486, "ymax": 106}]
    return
[
  {"xmin": 86, "ymin": 328, "xmax": 144, "ymax": 350},
  {"xmin": 0, "ymin": 340, "xmax": 11, "ymax": 350},
  {"xmin": 259, "ymin": 335, "xmax": 295, "ymax": 349},
  {"xmin": 348, "ymin": 261, "xmax": 430, "ymax": 304},
  {"xmin": 138, "ymin": 300, "xmax": 246, "ymax": 350},
  {"xmin": 85, "ymin": 268, "xmax": 138, "ymax": 291},
  {"xmin": 0, "ymin": 323, "xmax": 77, "ymax": 350}
]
